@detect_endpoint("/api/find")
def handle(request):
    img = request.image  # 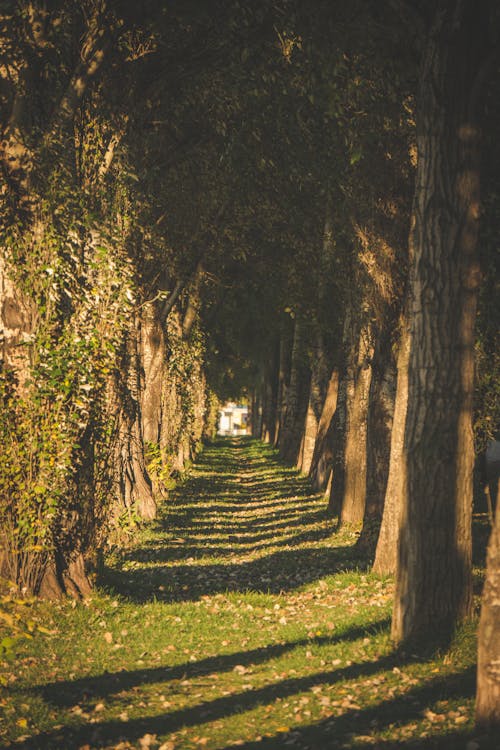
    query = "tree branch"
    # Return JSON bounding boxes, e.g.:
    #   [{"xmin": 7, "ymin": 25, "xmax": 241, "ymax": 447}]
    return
[
  {"xmin": 47, "ymin": 10, "xmax": 112, "ymax": 138},
  {"xmin": 159, "ymin": 198, "xmax": 233, "ymax": 326}
]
